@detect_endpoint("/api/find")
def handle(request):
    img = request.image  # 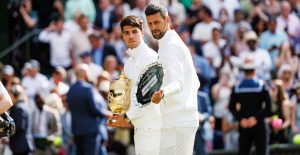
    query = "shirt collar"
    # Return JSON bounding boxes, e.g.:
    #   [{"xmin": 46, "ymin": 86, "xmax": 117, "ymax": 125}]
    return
[
  {"xmin": 158, "ymin": 30, "xmax": 177, "ymax": 46},
  {"xmin": 127, "ymin": 41, "xmax": 146, "ymax": 59}
]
